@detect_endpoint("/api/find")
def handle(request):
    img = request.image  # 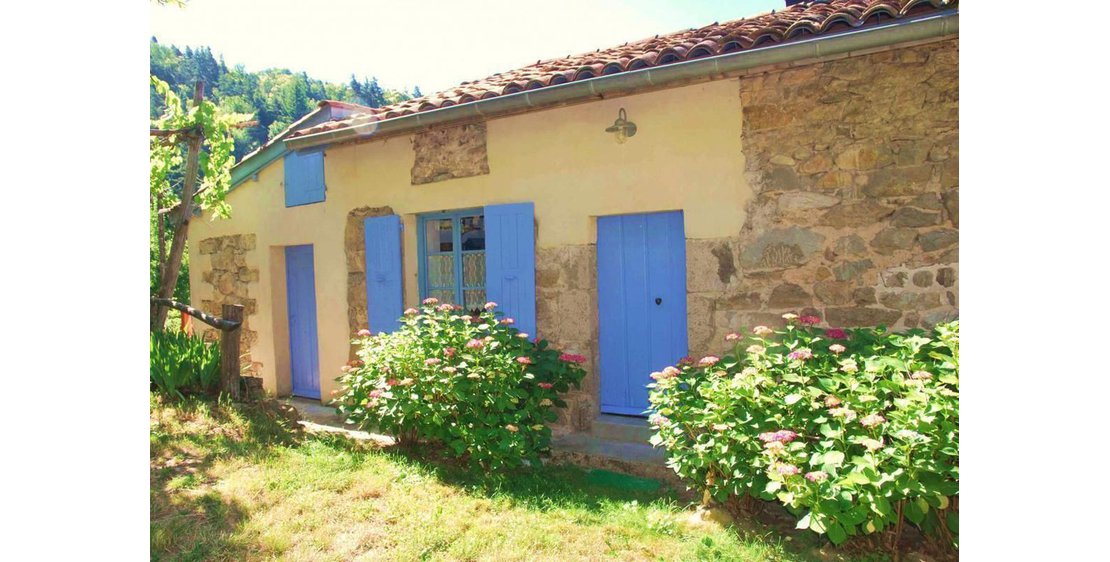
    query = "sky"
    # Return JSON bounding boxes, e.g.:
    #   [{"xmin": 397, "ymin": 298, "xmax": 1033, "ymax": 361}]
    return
[{"xmin": 150, "ymin": 0, "xmax": 784, "ymax": 94}]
